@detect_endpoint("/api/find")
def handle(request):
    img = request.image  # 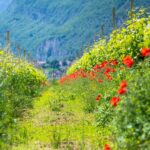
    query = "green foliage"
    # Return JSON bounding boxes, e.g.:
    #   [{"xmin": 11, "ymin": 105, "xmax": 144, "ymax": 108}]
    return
[
  {"xmin": 0, "ymin": 51, "xmax": 46, "ymax": 146},
  {"xmin": 51, "ymin": 127, "xmax": 61, "ymax": 149},
  {"xmin": 114, "ymin": 58, "xmax": 150, "ymax": 149},
  {"xmin": 10, "ymin": 83, "xmax": 99, "ymax": 149},
  {"xmin": 66, "ymin": 10, "xmax": 150, "ymax": 149},
  {"xmin": 68, "ymin": 10, "xmax": 150, "ymax": 73},
  {"xmin": 65, "ymin": 59, "xmax": 150, "ymax": 149},
  {"xmin": 49, "ymin": 99, "xmax": 63, "ymax": 112}
]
